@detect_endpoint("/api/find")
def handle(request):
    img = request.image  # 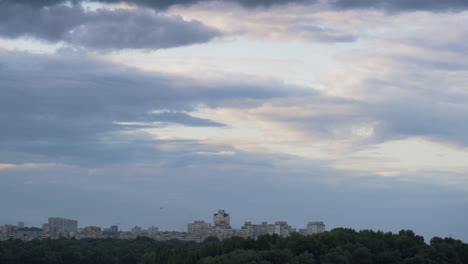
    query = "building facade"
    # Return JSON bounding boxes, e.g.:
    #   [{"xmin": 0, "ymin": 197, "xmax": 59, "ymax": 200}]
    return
[
  {"xmin": 213, "ymin": 210, "xmax": 231, "ymax": 229},
  {"xmin": 306, "ymin": 221, "xmax": 326, "ymax": 235},
  {"xmin": 188, "ymin": 220, "xmax": 213, "ymax": 235},
  {"xmin": 1, "ymin": 211, "xmax": 326, "ymax": 242},
  {"xmin": 48, "ymin": 217, "xmax": 78, "ymax": 233}
]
